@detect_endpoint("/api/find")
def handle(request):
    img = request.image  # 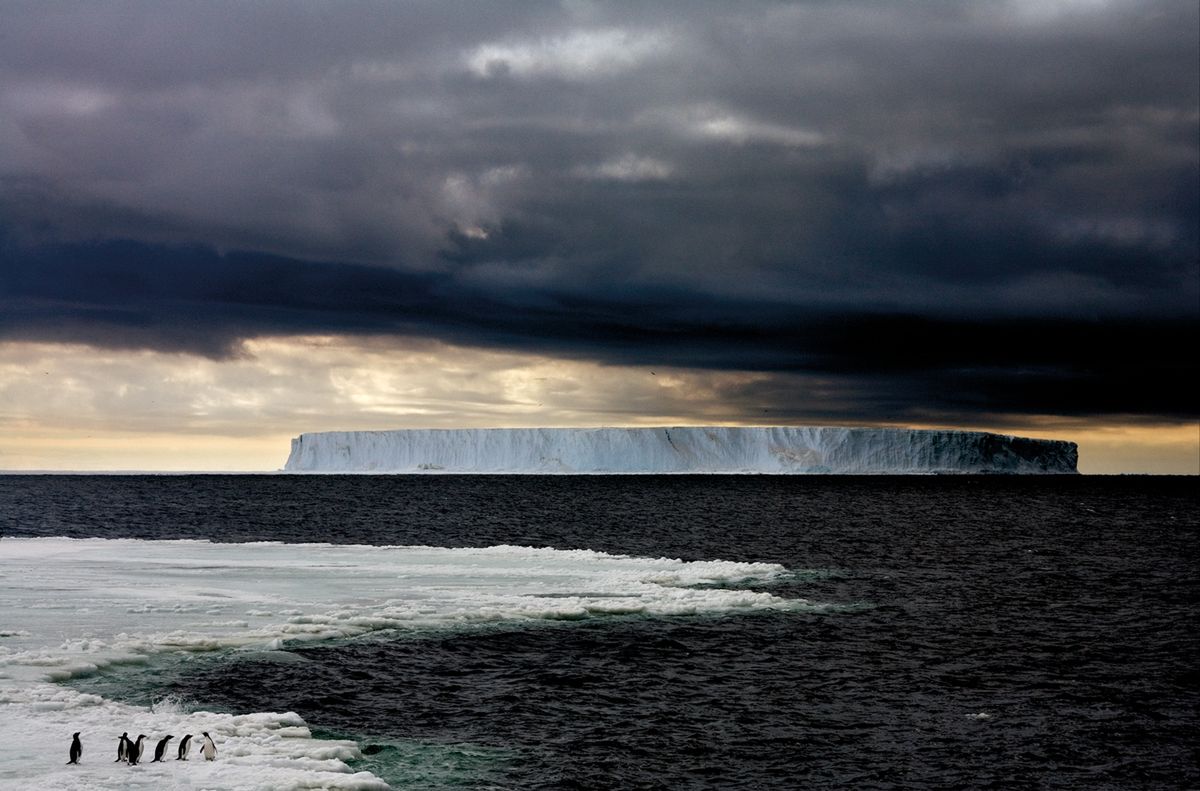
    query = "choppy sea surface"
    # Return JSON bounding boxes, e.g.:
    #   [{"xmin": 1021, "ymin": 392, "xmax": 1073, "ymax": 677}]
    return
[{"xmin": 1, "ymin": 475, "xmax": 1196, "ymax": 790}]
